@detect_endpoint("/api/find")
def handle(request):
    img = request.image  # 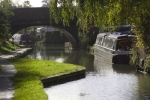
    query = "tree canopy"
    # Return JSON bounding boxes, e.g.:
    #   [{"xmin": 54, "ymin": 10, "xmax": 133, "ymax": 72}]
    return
[
  {"xmin": 22, "ymin": 0, "xmax": 31, "ymax": 8},
  {"xmin": 50, "ymin": 0, "xmax": 150, "ymax": 48},
  {"xmin": 42, "ymin": 0, "xmax": 50, "ymax": 7},
  {"xmin": 13, "ymin": 0, "xmax": 32, "ymax": 8},
  {"xmin": 0, "ymin": 0, "xmax": 14, "ymax": 40}
]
